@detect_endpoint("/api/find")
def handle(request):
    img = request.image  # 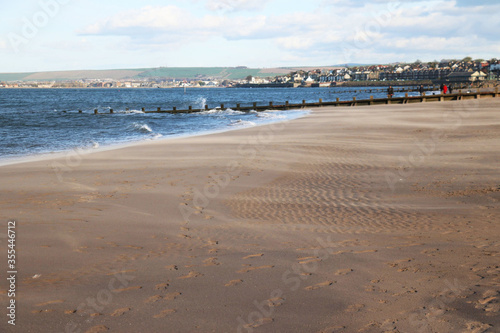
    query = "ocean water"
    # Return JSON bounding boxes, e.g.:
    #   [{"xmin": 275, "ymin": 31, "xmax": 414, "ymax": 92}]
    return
[{"xmin": 0, "ymin": 87, "xmax": 417, "ymax": 162}]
